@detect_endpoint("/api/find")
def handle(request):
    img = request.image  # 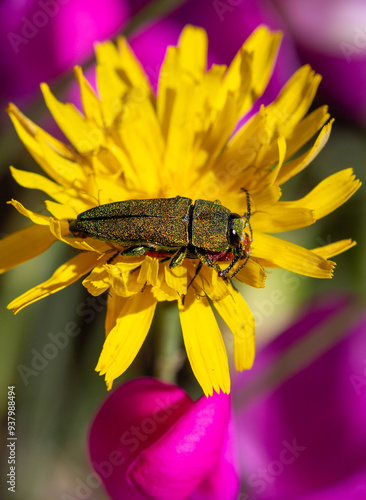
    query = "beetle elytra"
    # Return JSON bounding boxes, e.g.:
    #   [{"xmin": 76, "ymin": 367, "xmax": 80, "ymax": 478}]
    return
[{"xmin": 69, "ymin": 194, "xmax": 252, "ymax": 279}]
